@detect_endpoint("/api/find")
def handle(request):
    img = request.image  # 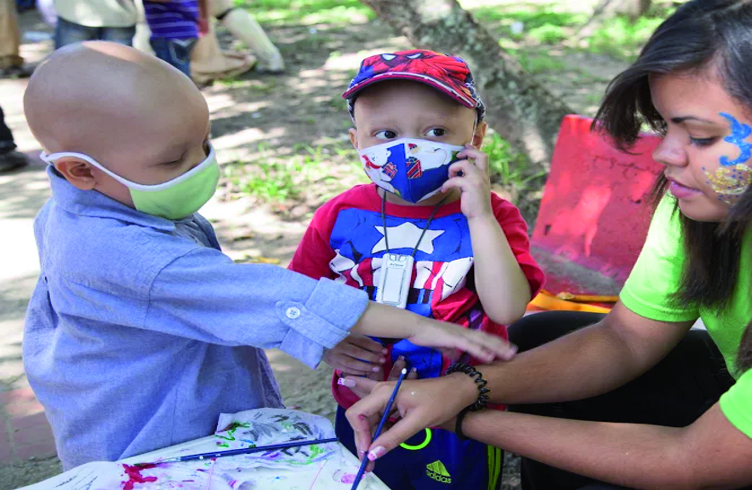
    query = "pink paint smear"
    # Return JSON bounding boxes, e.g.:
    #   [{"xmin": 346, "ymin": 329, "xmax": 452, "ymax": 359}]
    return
[{"xmin": 121, "ymin": 463, "xmax": 160, "ymax": 490}]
